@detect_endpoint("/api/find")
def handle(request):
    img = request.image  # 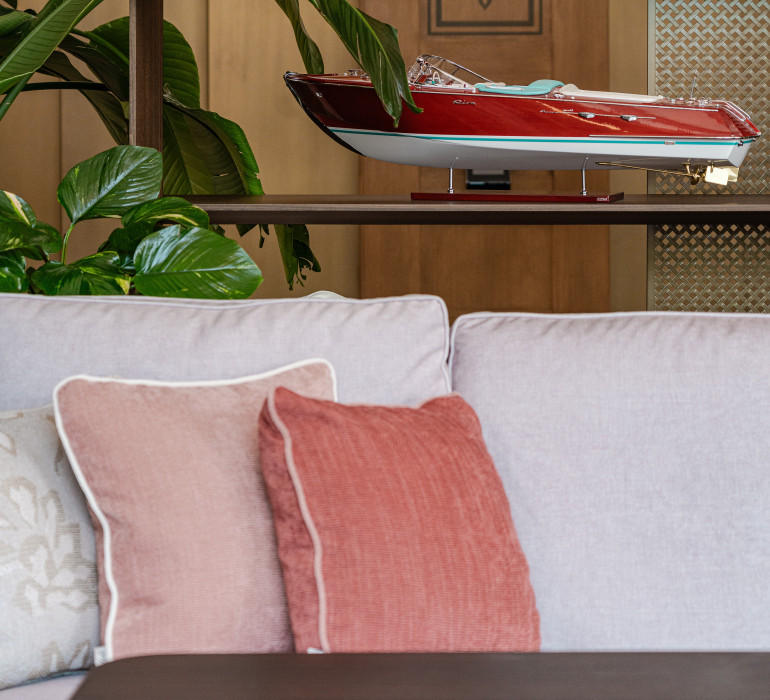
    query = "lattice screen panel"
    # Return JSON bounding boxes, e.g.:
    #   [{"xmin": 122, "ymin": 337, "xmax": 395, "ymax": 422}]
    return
[{"xmin": 649, "ymin": 0, "xmax": 770, "ymax": 311}]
